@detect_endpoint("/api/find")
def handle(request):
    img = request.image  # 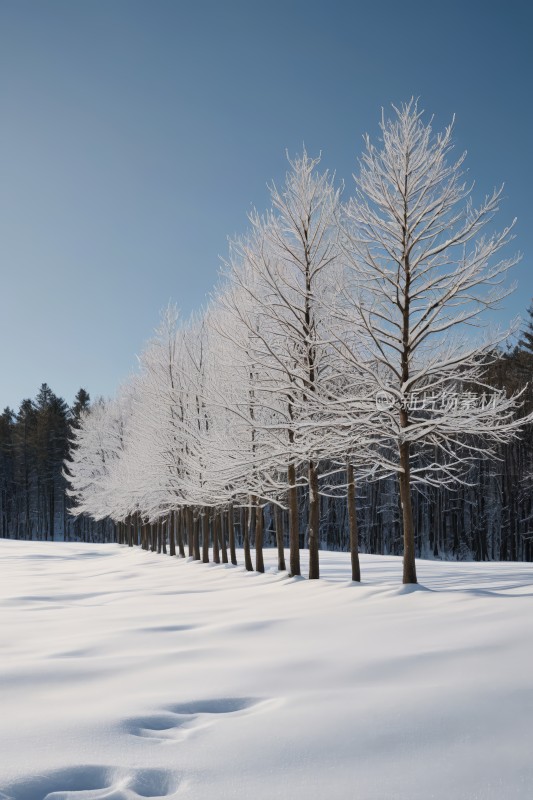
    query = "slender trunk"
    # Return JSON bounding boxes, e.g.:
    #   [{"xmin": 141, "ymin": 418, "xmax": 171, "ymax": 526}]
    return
[
  {"xmin": 399, "ymin": 439, "xmax": 417, "ymax": 584},
  {"xmin": 162, "ymin": 518, "xmax": 167, "ymax": 554},
  {"xmin": 202, "ymin": 509, "xmax": 210, "ymax": 563},
  {"xmin": 308, "ymin": 460, "xmax": 320, "ymax": 579},
  {"xmin": 193, "ymin": 509, "xmax": 201, "ymax": 561},
  {"xmin": 239, "ymin": 506, "xmax": 245, "ymax": 548},
  {"xmin": 255, "ymin": 501, "xmax": 264, "ymax": 573},
  {"xmin": 169, "ymin": 511, "xmax": 176, "ymax": 556},
  {"xmin": 274, "ymin": 503, "xmax": 286, "ymax": 571},
  {"xmin": 49, "ymin": 485, "xmax": 54, "ymax": 542},
  {"xmin": 177, "ymin": 509, "xmax": 185, "ymax": 557},
  {"xmin": 187, "ymin": 506, "xmax": 194, "ymax": 558},
  {"xmin": 243, "ymin": 504, "xmax": 253, "ymax": 572},
  {"xmin": 398, "ymin": 207, "xmax": 417, "ymax": 584},
  {"xmin": 213, "ymin": 509, "xmax": 220, "ymax": 564},
  {"xmin": 182, "ymin": 507, "xmax": 187, "ymax": 556},
  {"xmin": 347, "ymin": 462, "xmax": 361, "ymax": 582},
  {"xmin": 157, "ymin": 521, "xmax": 162, "ymax": 554},
  {"xmin": 287, "ymin": 463, "xmax": 301, "ymax": 577},
  {"xmin": 228, "ymin": 503, "xmax": 237, "ymax": 565},
  {"xmin": 220, "ymin": 509, "xmax": 228, "ymax": 564}
]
